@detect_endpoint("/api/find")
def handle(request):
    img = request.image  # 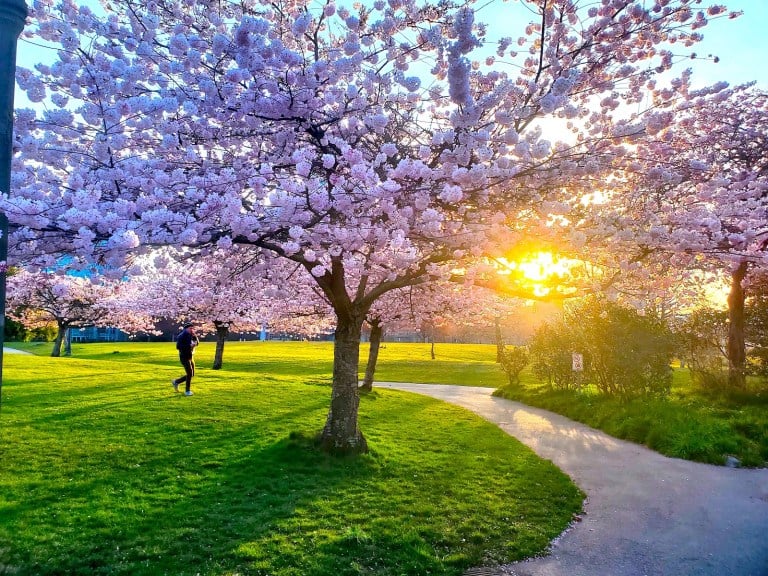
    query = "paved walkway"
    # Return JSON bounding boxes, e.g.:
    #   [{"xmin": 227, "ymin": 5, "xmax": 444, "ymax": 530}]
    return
[
  {"xmin": 3, "ymin": 347, "xmax": 32, "ymax": 355},
  {"xmin": 377, "ymin": 383, "xmax": 768, "ymax": 576}
]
